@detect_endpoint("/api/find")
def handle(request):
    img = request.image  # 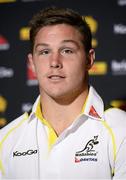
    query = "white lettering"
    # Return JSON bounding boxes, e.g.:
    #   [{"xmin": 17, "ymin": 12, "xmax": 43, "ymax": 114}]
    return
[
  {"xmin": 22, "ymin": 103, "xmax": 32, "ymax": 112},
  {"xmin": 27, "ymin": 79, "xmax": 38, "ymax": 86},
  {"xmin": 111, "ymin": 59, "xmax": 126, "ymax": 74},
  {"xmin": 0, "ymin": 44, "xmax": 10, "ymax": 51},
  {"xmin": 114, "ymin": 24, "xmax": 126, "ymax": 34},
  {"xmin": 118, "ymin": 0, "xmax": 126, "ymax": 6},
  {"xmin": 0, "ymin": 67, "xmax": 14, "ymax": 78}
]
